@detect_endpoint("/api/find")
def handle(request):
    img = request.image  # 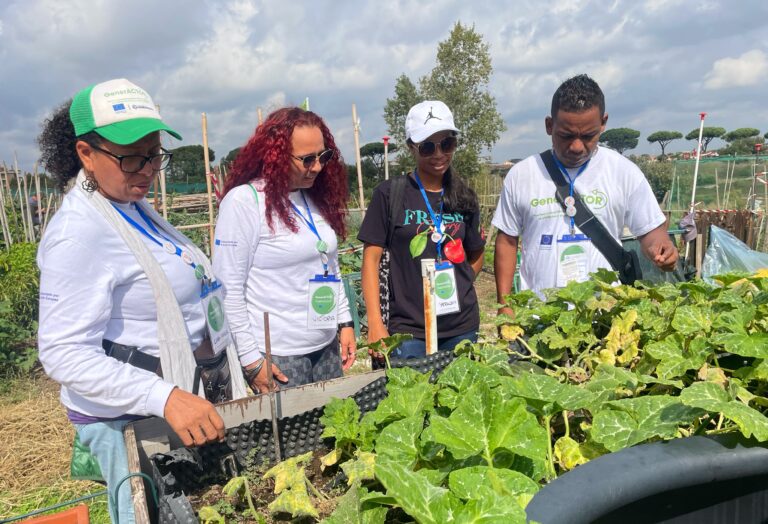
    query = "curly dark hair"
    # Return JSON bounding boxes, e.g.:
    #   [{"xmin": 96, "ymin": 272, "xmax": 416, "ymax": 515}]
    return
[
  {"xmin": 38, "ymin": 100, "xmax": 103, "ymax": 191},
  {"xmin": 551, "ymin": 74, "xmax": 605, "ymax": 119},
  {"xmin": 224, "ymin": 107, "xmax": 349, "ymax": 238}
]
